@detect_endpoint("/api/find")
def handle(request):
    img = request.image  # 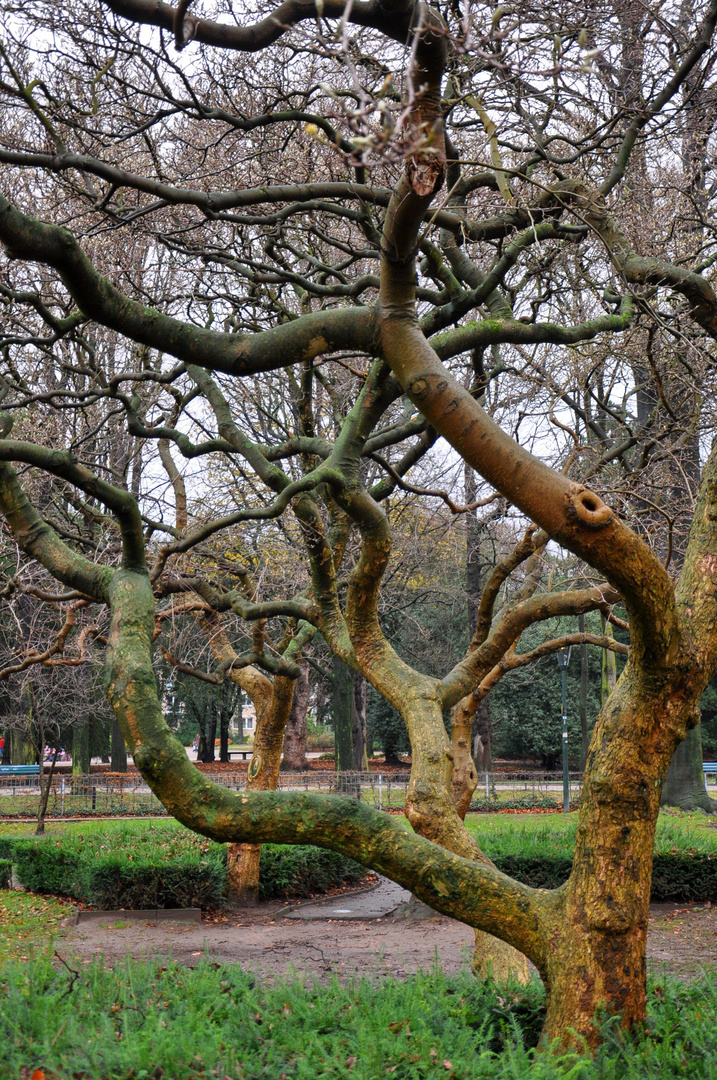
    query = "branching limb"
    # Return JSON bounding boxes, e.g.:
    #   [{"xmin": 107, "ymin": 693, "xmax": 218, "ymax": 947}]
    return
[
  {"xmin": 103, "ymin": 0, "xmax": 417, "ymax": 52},
  {"xmin": 0, "ymin": 601, "xmax": 94, "ymax": 680},
  {"xmin": 0, "ymin": 196, "xmax": 375, "ymax": 376},
  {"xmin": 0, "ymin": 462, "xmax": 113, "ymax": 602},
  {"xmin": 0, "ymin": 432, "xmax": 145, "ymax": 571},
  {"xmin": 472, "ymin": 527, "xmax": 548, "ymax": 649},
  {"xmin": 443, "ymin": 585, "xmax": 622, "ymax": 708}
]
